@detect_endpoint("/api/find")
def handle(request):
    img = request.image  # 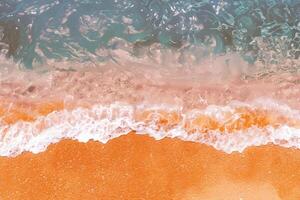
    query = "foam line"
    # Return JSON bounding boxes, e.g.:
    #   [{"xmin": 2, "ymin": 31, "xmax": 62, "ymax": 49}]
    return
[{"xmin": 1, "ymin": 101, "xmax": 300, "ymax": 157}]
